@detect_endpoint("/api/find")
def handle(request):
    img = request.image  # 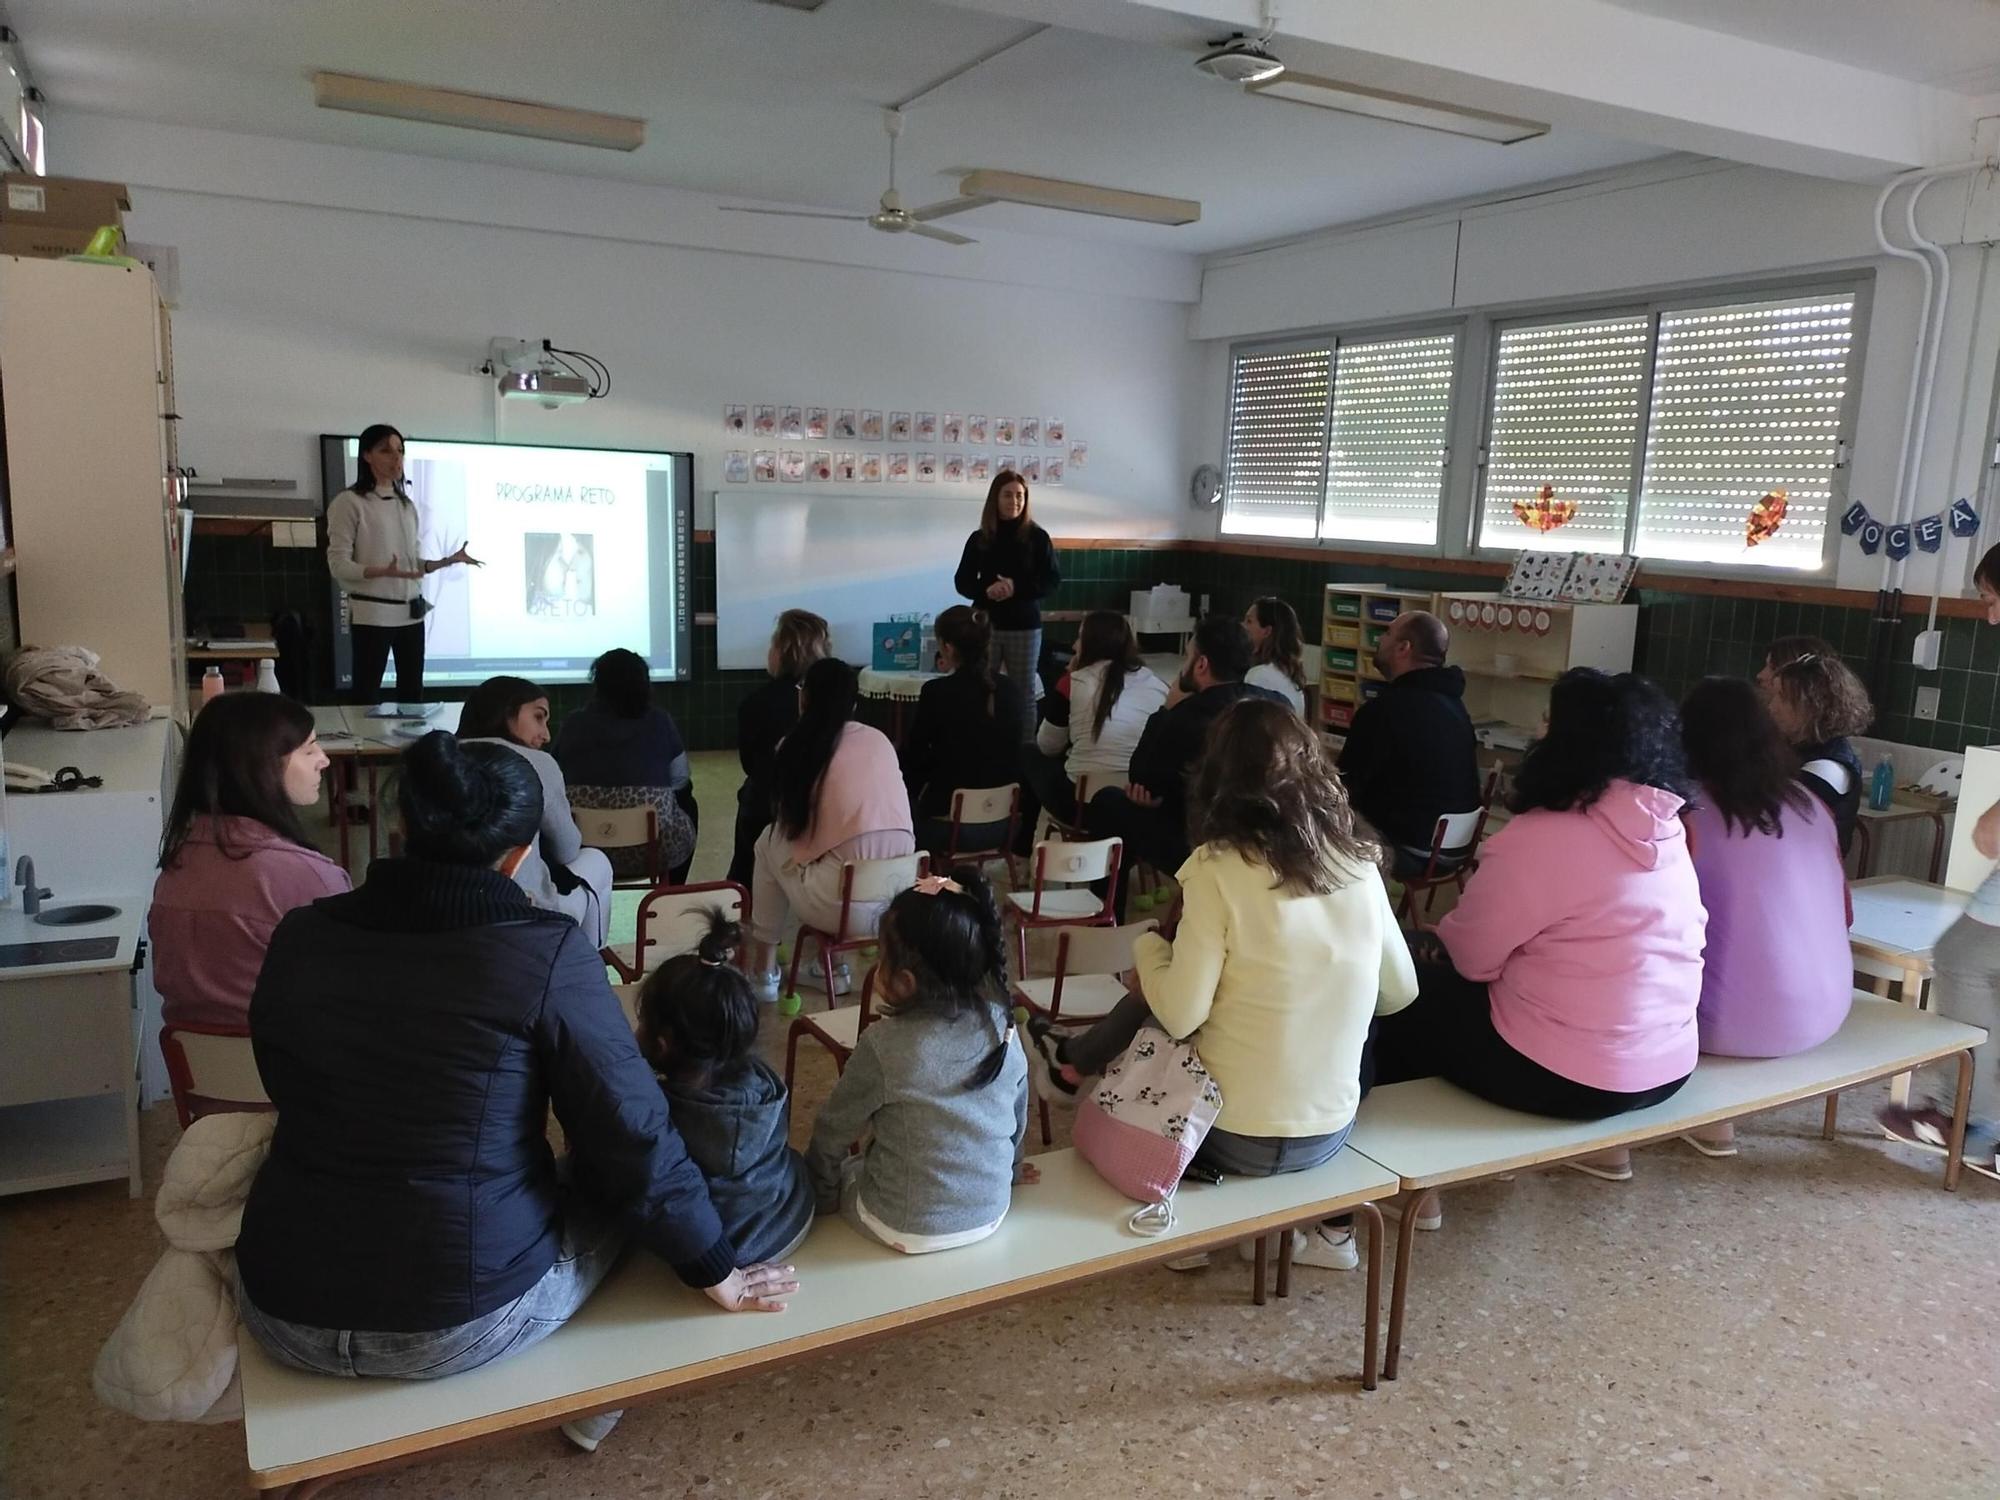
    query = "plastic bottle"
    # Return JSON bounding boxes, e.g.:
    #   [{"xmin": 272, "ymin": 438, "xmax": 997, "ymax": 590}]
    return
[
  {"xmin": 255, "ymin": 659, "xmax": 280, "ymax": 694},
  {"xmin": 1869, "ymin": 756, "xmax": 1894, "ymax": 812},
  {"xmin": 199, "ymin": 666, "xmax": 224, "ymax": 705}
]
